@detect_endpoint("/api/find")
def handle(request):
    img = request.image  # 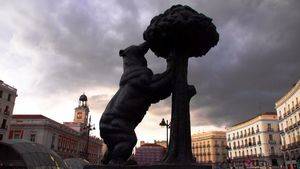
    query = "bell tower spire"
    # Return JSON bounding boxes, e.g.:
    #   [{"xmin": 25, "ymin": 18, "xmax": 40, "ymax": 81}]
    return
[{"xmin": 74, "ymin": 93, "xmax": 90, "ymax": 125}]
